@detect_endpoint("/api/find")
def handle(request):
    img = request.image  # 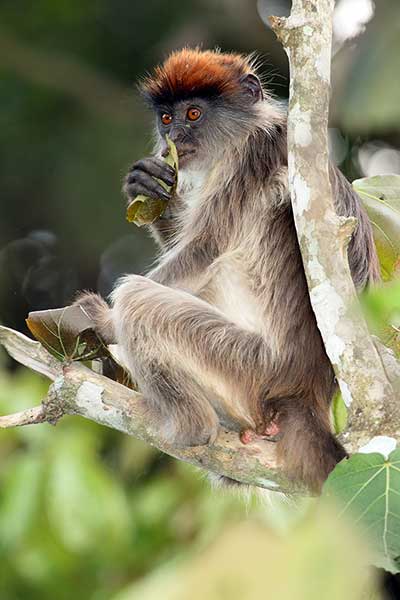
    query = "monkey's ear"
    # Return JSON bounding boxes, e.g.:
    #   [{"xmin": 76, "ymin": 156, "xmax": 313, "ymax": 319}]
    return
[{"xmin": 240, "ymin": 74, "xmax": 264, "ymax": 102}]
